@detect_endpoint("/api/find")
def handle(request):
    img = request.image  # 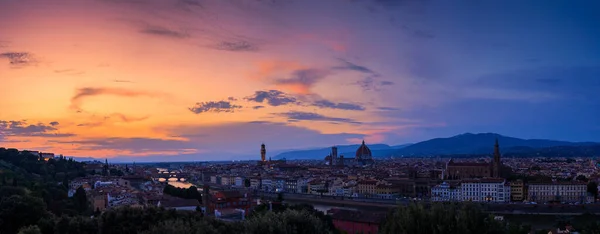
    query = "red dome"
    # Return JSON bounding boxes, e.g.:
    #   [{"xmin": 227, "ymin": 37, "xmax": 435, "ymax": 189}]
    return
[{"xmin": 355, "ymin": 140, "xmax": 372, "ymax": 160}]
